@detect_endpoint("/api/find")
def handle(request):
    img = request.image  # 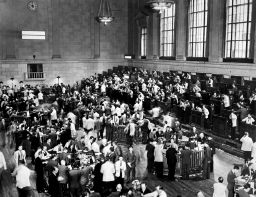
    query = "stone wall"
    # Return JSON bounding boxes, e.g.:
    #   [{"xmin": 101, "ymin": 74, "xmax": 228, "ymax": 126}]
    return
[
  {"xmin": 0, "ymin": 0, "xmax": 128, "ymax": 86},
  {"xmin": 0, "ymin": 59, "xmax": 128, "ymax": 86}
]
